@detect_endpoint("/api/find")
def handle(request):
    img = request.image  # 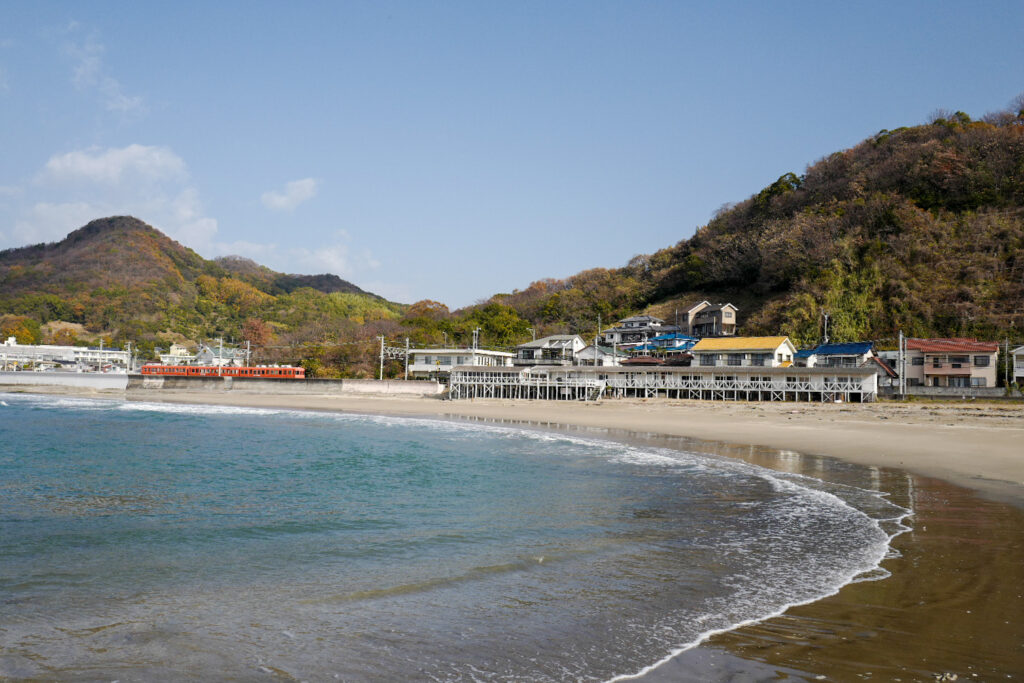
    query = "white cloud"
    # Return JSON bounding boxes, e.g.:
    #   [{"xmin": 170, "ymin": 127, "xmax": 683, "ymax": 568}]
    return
[
  {"xmin": 11, "ymin": 201, "xmax": 99, "ymax": 245},
  {"xmin": 42, "ymin": 145, "xmax": 186, "ymax": 186},
  {"xmin": 202, "ymin": 231, "xmax": 379, "ymax": 282},
  {"xmin": 2, "ymin": 144, "xmax": 219, "ymax": 254},
  {"xmin": 66, "ymin": 35, "xmax": 144, "ymax": 113},
  {"xmin": 261, "ymin": 177, "xmax": 319, "ymax": 210}
]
